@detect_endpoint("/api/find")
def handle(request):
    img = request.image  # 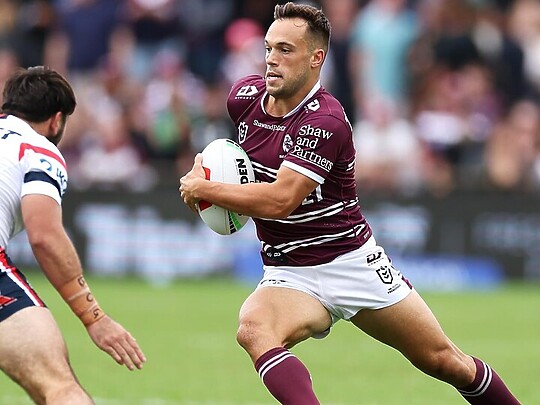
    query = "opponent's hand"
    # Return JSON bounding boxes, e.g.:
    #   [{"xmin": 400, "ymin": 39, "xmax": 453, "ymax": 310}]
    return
[
  {"xmin": 179, "ymin": 153, "xmax": 205, "ymax": 213},
  {"xmin": 86, "ymin": 315, "xmax": 146, "ymax": 370}
]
